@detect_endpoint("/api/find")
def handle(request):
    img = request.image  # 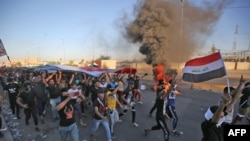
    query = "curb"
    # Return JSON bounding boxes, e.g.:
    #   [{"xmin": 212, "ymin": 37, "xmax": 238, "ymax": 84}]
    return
[{"xmin": 1, "ymin": 114, "xmax": 14, "ymax": 141}]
